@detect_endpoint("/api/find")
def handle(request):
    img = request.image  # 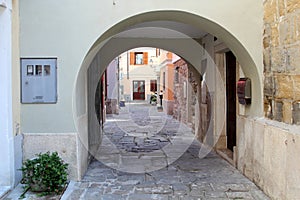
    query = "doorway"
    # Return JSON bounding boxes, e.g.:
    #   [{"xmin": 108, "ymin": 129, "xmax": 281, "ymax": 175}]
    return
[
  {"xmin": 133, "ymin": 80, "xmax": 145, "ymax": 100},
  {"xmin": 225, "ymin": 51, "xmax": 237, "ymax": 152}
]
